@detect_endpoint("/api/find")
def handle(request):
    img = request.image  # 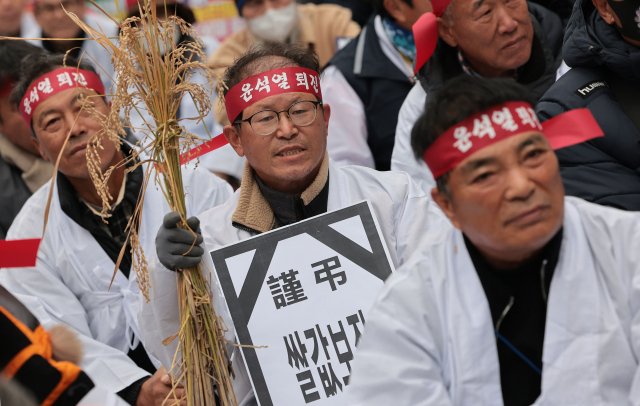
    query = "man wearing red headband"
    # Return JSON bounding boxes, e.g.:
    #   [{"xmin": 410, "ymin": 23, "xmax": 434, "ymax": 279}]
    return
[
  {"xmin": 346, "ymin": 75, "xmax": 640, "ymax": 406},
  {"xmin": 0, "ymin": 53, "xmax": 233, "ymax": 406},
  {"xmin": 143, "ymin": 42, "xmax": 451, "ymax": 405},
  {"xmin": 390, "ymin": 0, "xmax": 570, "ymax": 193}
]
